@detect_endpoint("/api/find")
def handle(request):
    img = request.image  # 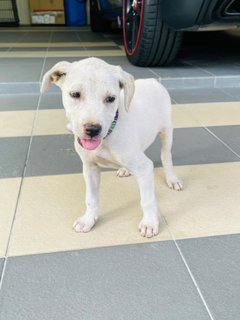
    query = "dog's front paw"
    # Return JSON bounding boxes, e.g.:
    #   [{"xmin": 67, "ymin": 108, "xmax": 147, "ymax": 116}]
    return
[
  {"xmin": 138, "ymin": 218, "xmax": 159, "ymax": 238},
  {"xmin": 166, "ymin": 176, "xmax": 183, "ymax": 191},
  {"xmin": 73, "ymin": 214, "xmax": 97, "ymax": 233},
  {"xmin": 117, "ymin": 167, "xmax": 131, "ymax": 177}
]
